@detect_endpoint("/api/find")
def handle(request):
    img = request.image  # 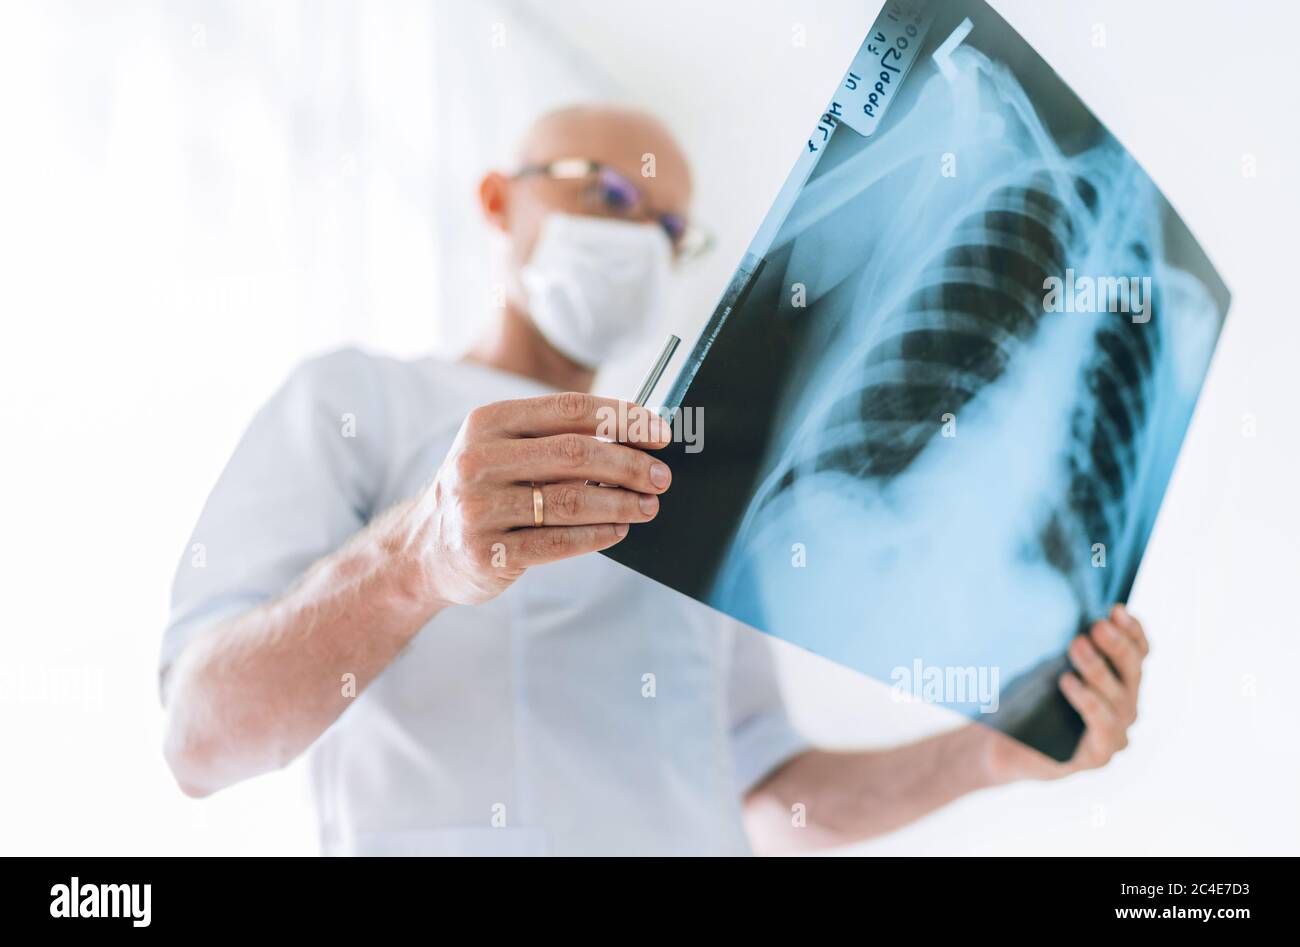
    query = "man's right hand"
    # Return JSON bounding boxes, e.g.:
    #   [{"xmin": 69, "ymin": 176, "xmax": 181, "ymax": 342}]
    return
[{"xmin": 407, "ymin": 391, "xmax": 674, "ymax": 607}]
